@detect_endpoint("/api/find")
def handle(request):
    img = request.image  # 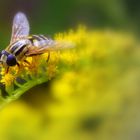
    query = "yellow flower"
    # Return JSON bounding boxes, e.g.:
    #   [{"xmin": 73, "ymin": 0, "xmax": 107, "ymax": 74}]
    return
[
  {"xmin": 0, "ymin": 26, "xmax": 140, "ymax": 140},
  {"xmin": 1, "ymin": 72, "xmax": 15, "ymax": 87},
  {"xmin": 0, "ymin": 28, "xmax": 77, "ymax": 96}
]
